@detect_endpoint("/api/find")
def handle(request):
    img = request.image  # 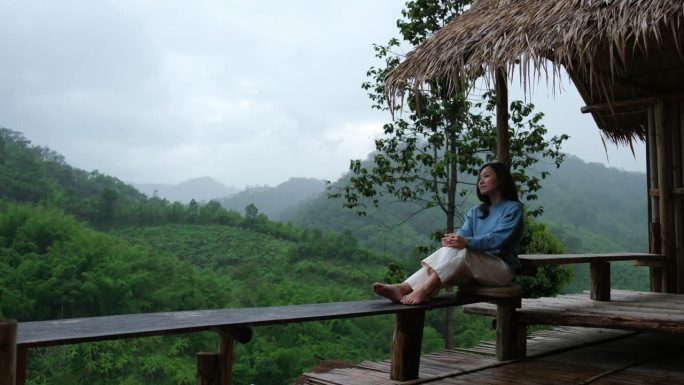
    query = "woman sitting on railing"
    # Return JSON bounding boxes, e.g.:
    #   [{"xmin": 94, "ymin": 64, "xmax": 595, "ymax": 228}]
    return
[{"xmin": 373, "ymin": 161, "xmax": 524, "ymax": 305}]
